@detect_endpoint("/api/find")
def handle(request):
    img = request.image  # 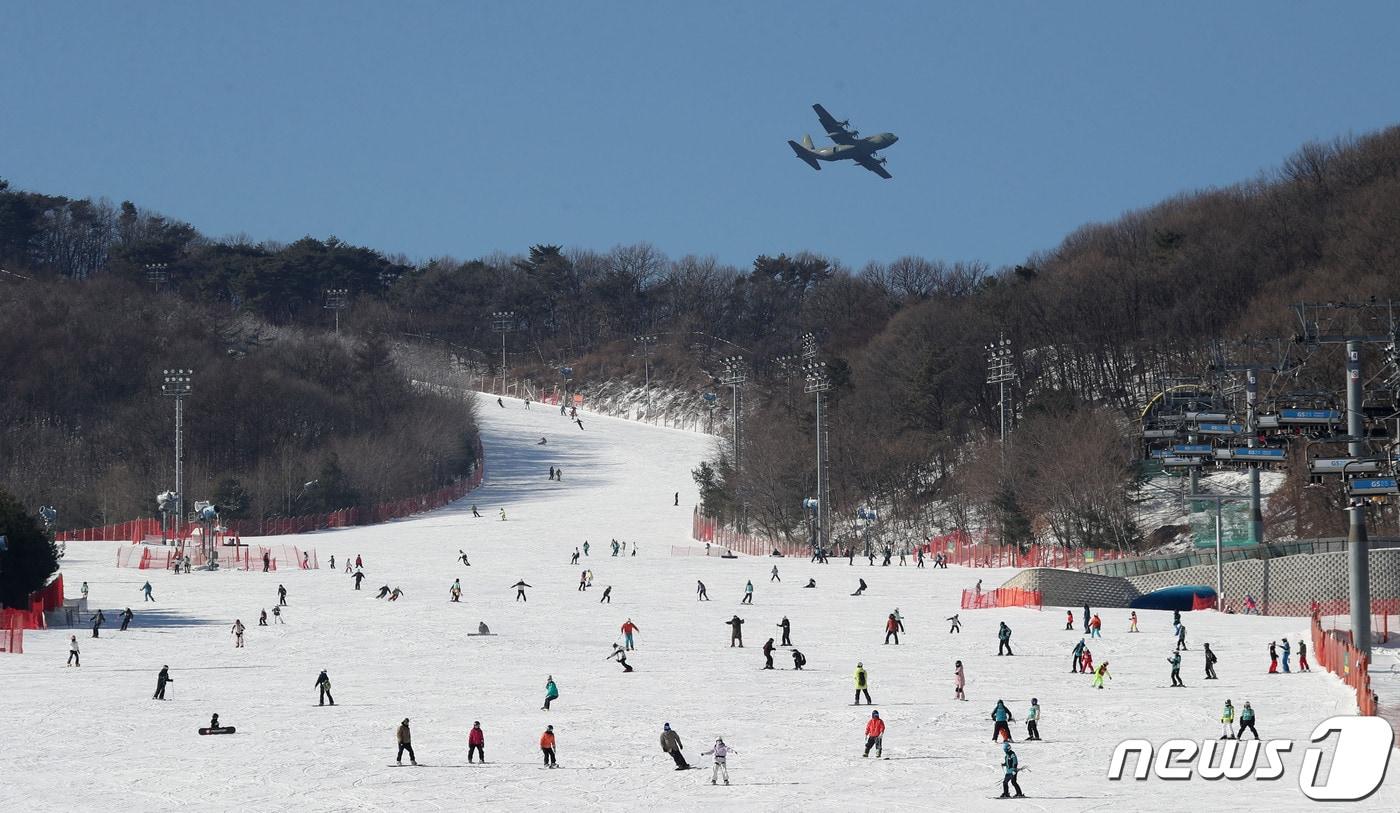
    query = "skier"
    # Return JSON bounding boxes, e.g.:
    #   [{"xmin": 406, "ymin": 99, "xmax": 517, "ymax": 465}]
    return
[
  {"xmin": 344, "ymin": 560, "xmax": 353, "ymax": 574},
  {"xmin": 353, "ymin": 571, "xmax": 366, "ymax": 590},
  {"xmin": 607, "ymin": 643, "xmax": 634, "ymax": 672},
  {"xmin": 571, "ymin": 548, "xmax": 580, "ymax": 565},
  {"xmin": 916, "ymin": 548, "xmax": 925, "ymax": 568},
  {"xmin": 741, "ymin": 580, "xmax": 754, "ymax": 605},
  {"xmin": 791, "ymin": 649, "xmax": 807, "ymax": 670},
  {"xmin": 770, "ymin": 565, "xmax": 780, "ymax": 582},
  {"xmin": 1083, "ymin": 603, "xmax": 1091, "ymax": 634},
  {"xmin": 1268, "ymin": 641, "xmax": 1279, "ymax": 674},
  {"xmin": 91, "ymin": 608, "xmax": 104, "ymax": 638},
  {"xmin": 583, "ymin": 541, "xmax": 591, "ymax": 557},
  {"xmin": 329, "ymin": 555, "xmax": 335, "ymax": 570},
  {"xmin": 232, "ymin": 619, "xmax": 245, "ymax": 648},
  {"xmin": 1176, "ymin": 623, "xmax": 1188, "ymax": 651},
  {"xmin": 376, "ymin": 584, "xmax": 391, "ymax": 599},
  {"xmin": 81, "ymin": 581, "xmax": 90, "ymax": 602},
  {"xmin": 263, "ymin": 551, "xmax": 272, "ymax": 572},
  {"xmin": 499, "ymin": 508, "xmax": 507, "ymax": 522},
  {"xmin": 885, "ymin": 613, "xmax": 900, "ymax": 645},
  {"xmin": 851, "ymin": 578, "xmax": 868, "ymax": 596},
  {"xmin": 1298, "ymin": 639, "xmax": 1310, "ymax": 672},
  {"xmin": 497, "ymin": 397, "xmax": 504, "ymax": 408},
  {"xmin": 259, "ymin": 609, "xmax": 268, "ymax": 626},
  {"xmin": 948, "ymin": 614, "xmax": 961, "ymax": 634},
  {"xmin": 301, "ymin": 552, "xmax": 309, "ymax": 570},
  {"xmin": 471, "ymin": 505, "xmax": 481, "ymax": 518},
  {"xmin": 511, "ymin": 580, "xmax": 532, "ymax": 602},
  {"xmin": 541, "ymin": 725, "xmax": 558, "ymax": 767},
  {"xmin": 1091, "ymin": 660, "xmax": 1111, "ymax": 689},
  {"xmin": 661, "ymin": 723, "xmax": 690, "ymax": 769},
  {"xmin": 954, "ymin": 660, "xmax": 967, "ymax": 700},
  {"xmin": 1204, "ymin": 643, "xmax": 1219, "ymax": 679},
  {"xmin": 1064, "ymin": 610, "xmax": 1073, "ymax": 631},
  {"xmin": 389, "ymin": 587, "xmax": 404, "ymax": 601},
  {"xmin": 675, "ymin": 492, "xmax": 679, "ymax": 507},
  {"xmin": 999, "ymin": 742, "xmax": 1025, "ymax": 799},
  {"xmin": 701, "ymin": 738, "xmax": 735, "ymax": 785},
  {"xmin": 1090, "ymin": 614, "xmax": 1102, "ymax": 638},
  {"xmin": 991, "ymin": 699, "xmax": 1015, "ymax": 742},
  {"xmin": 1129, "ymin": 611, "xmax": 1139, "ymax": 633},
  {"xmin": 997, "ymin": 622, "xmax": 1014, "ymax": 656},
  {"xmin": 728, "ymin": 615, "xmax": 745, "ymax": 647},
  {"xmin": 542, "ymin": 676, "xmax": 559, "ymax": 710},
  {"xmin": 621, "ymin": 619, "xmax": 640, "ymax": 650},
  {"xmin": 450, "ymin": 579, "xmax": 462, "ymax": 602},
  {"xmin": 153, "ymin": 665, "xmax": 173, "ymax": 700},
  {"xmin": 762, "ymin": 638, "xmax": 776, "ymax": 669},
  {"xmin": 578, "ymin": 571, "xmax": 588, "ymax": 592},
  {"xmin": 854, "ymin": 662, "xmax": 873, "ymax": 705},
  {"xmin": 273, "ymin": 605, "xmax": 283, "ymax": 623},
  {"xmin": 141, "ymin": 581, "xmax": 155, "ymax": 602},
  {"xmin": 1238, "ymin": 701, "xmax": 1258, "ymax": 739},
  {"xmin": 315, "ymin": 670, "xmax": 334, "ymax": 706},
  {"xmin": 1220, "ymin": 699, "xmax": 1236, "ymax": 740},
  {"xmin": 119, "ymin": 607, "xmax": 133, "ymax": 632},
  {"xmin": 1026, "ymin": 698, "xmax": 1041, "ymax": 740},
  {"xmin": 524, "ymin": 398, "xmax": 531, "ymax": 409},
  {"xmin": 1081, "ymin": 647, "xmax": 1094, "ymax": 674},
  {"xmin": 611, "ymin": 540, "xmax": 620, "ymax": 557},
  {"xmin": 696, "ymin": 580, "xmax": 710, "ymax": 600},
  {"xmin": 863, "ymin": 710, "xmax": 885, "ymax": 758},
  {"xmin": 458, "ymin": 549, "xmax": 471, "ymax": 566},
  {"xmin": 67, "ymin": 635, "xmax": 80, "ymax": 667},
  {"xmin": 1281, "ymin": 639, "xmax": 1292, "ymax": 673},
  {"xmin": 777, "ymin": 616, "xmax": 791, "ymax": 646},
  {"xmin": 600, "ymin": 585, "xmax": 613, "ymax": 603},
  {"xmin": 893, "ymin": 608, "xmax": 905, "ymax": 633},
  {"xmin": 278, "ymin": 584, "xmax": 287, "ymax": 606},
  {"xmin": 1071, "ymin": 638, "xmax": 1086, "ymax": 673},
  {"xmin": 396, "ymin": 719, "xmax": 418, "ymax": 766},
  {"xmin": 1168, "ymin": 651, "xmax": 1185, "ymax": 687},
  {"xmin": 355, "ymin": 554, "xmax": 363, "ymax": 569},
  {"xmin": 468, "ymin": 722, "xmax": 486, "ymax": 763},
  {"xmin": 576, "ymin": 418, "xmax": 584, "ymax": 430}
]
